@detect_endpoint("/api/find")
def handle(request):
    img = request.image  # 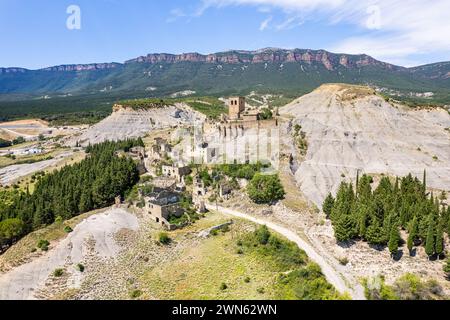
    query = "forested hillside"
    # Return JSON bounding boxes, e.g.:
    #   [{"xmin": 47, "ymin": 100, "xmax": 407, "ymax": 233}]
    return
[{"xmin": 0, "ymin": 139, "xmax": 143, "ymax": 252}]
